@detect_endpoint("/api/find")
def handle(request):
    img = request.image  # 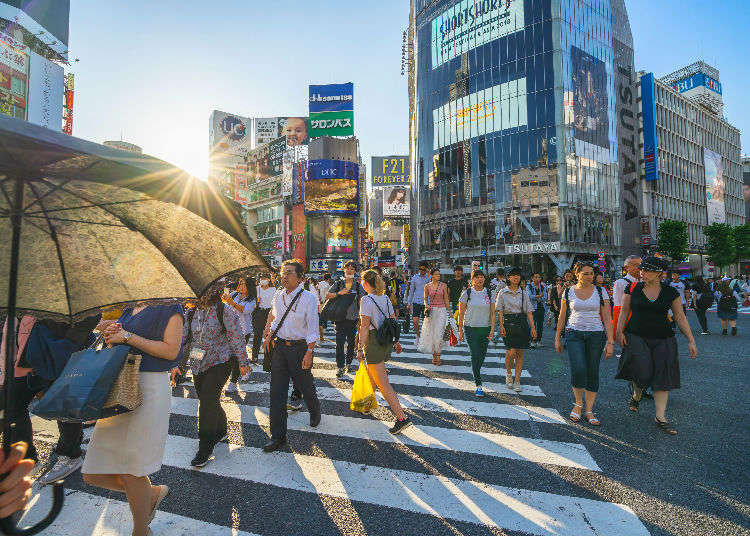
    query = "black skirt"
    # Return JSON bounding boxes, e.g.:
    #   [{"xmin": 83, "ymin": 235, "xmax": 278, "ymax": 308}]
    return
[
  {"xmin": 503, "ymin": 313, "xmax": 531, "ymax": 350},
  {"xmin": 615, "ymin": 333, "xmax": 680, "ymax": 391}
]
